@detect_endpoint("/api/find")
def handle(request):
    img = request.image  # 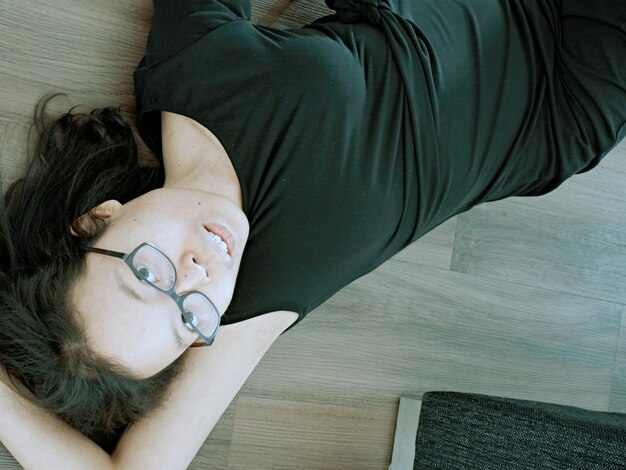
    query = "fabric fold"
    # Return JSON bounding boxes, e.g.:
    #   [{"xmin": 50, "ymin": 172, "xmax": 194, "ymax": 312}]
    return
[{"xmin": 324, "ymin": 0, "xmax": 391, "ymax": 25}]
